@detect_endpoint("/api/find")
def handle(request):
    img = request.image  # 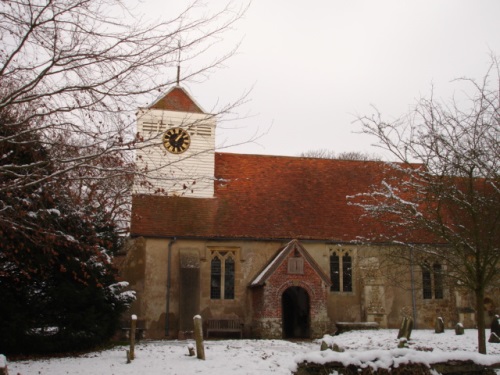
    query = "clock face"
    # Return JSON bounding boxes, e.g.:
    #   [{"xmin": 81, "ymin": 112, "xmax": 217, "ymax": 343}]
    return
[{"xmin": 162, "ymin": 127, "xmax": 191, "ymax": 154}]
